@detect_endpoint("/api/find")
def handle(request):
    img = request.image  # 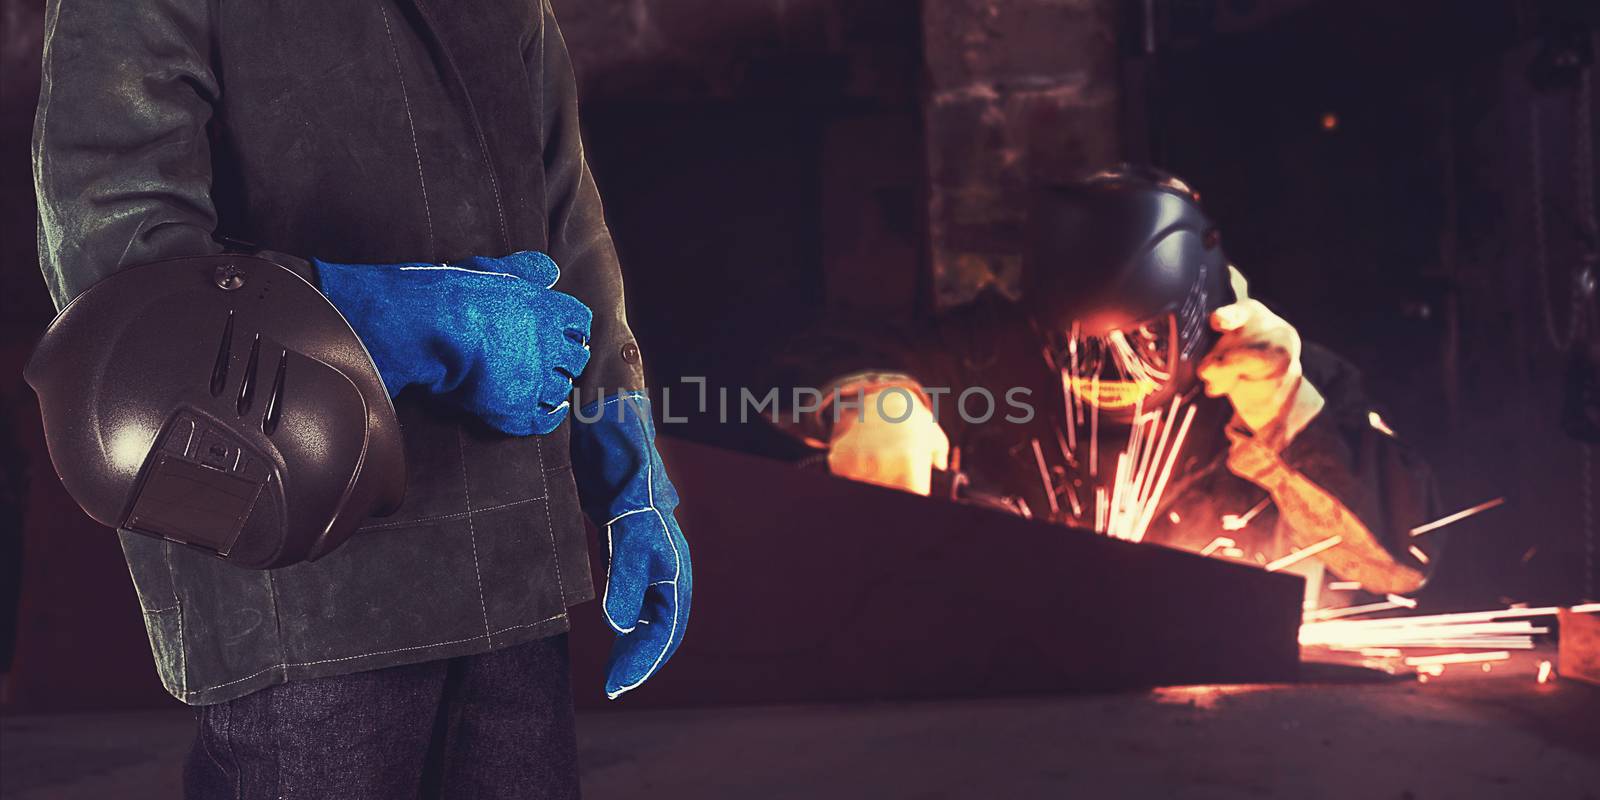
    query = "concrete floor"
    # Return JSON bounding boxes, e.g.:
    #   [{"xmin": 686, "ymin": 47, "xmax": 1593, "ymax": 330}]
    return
[{"xmin": 4, "ymin": 653, "xmax": 1599, "ymax": 799}]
